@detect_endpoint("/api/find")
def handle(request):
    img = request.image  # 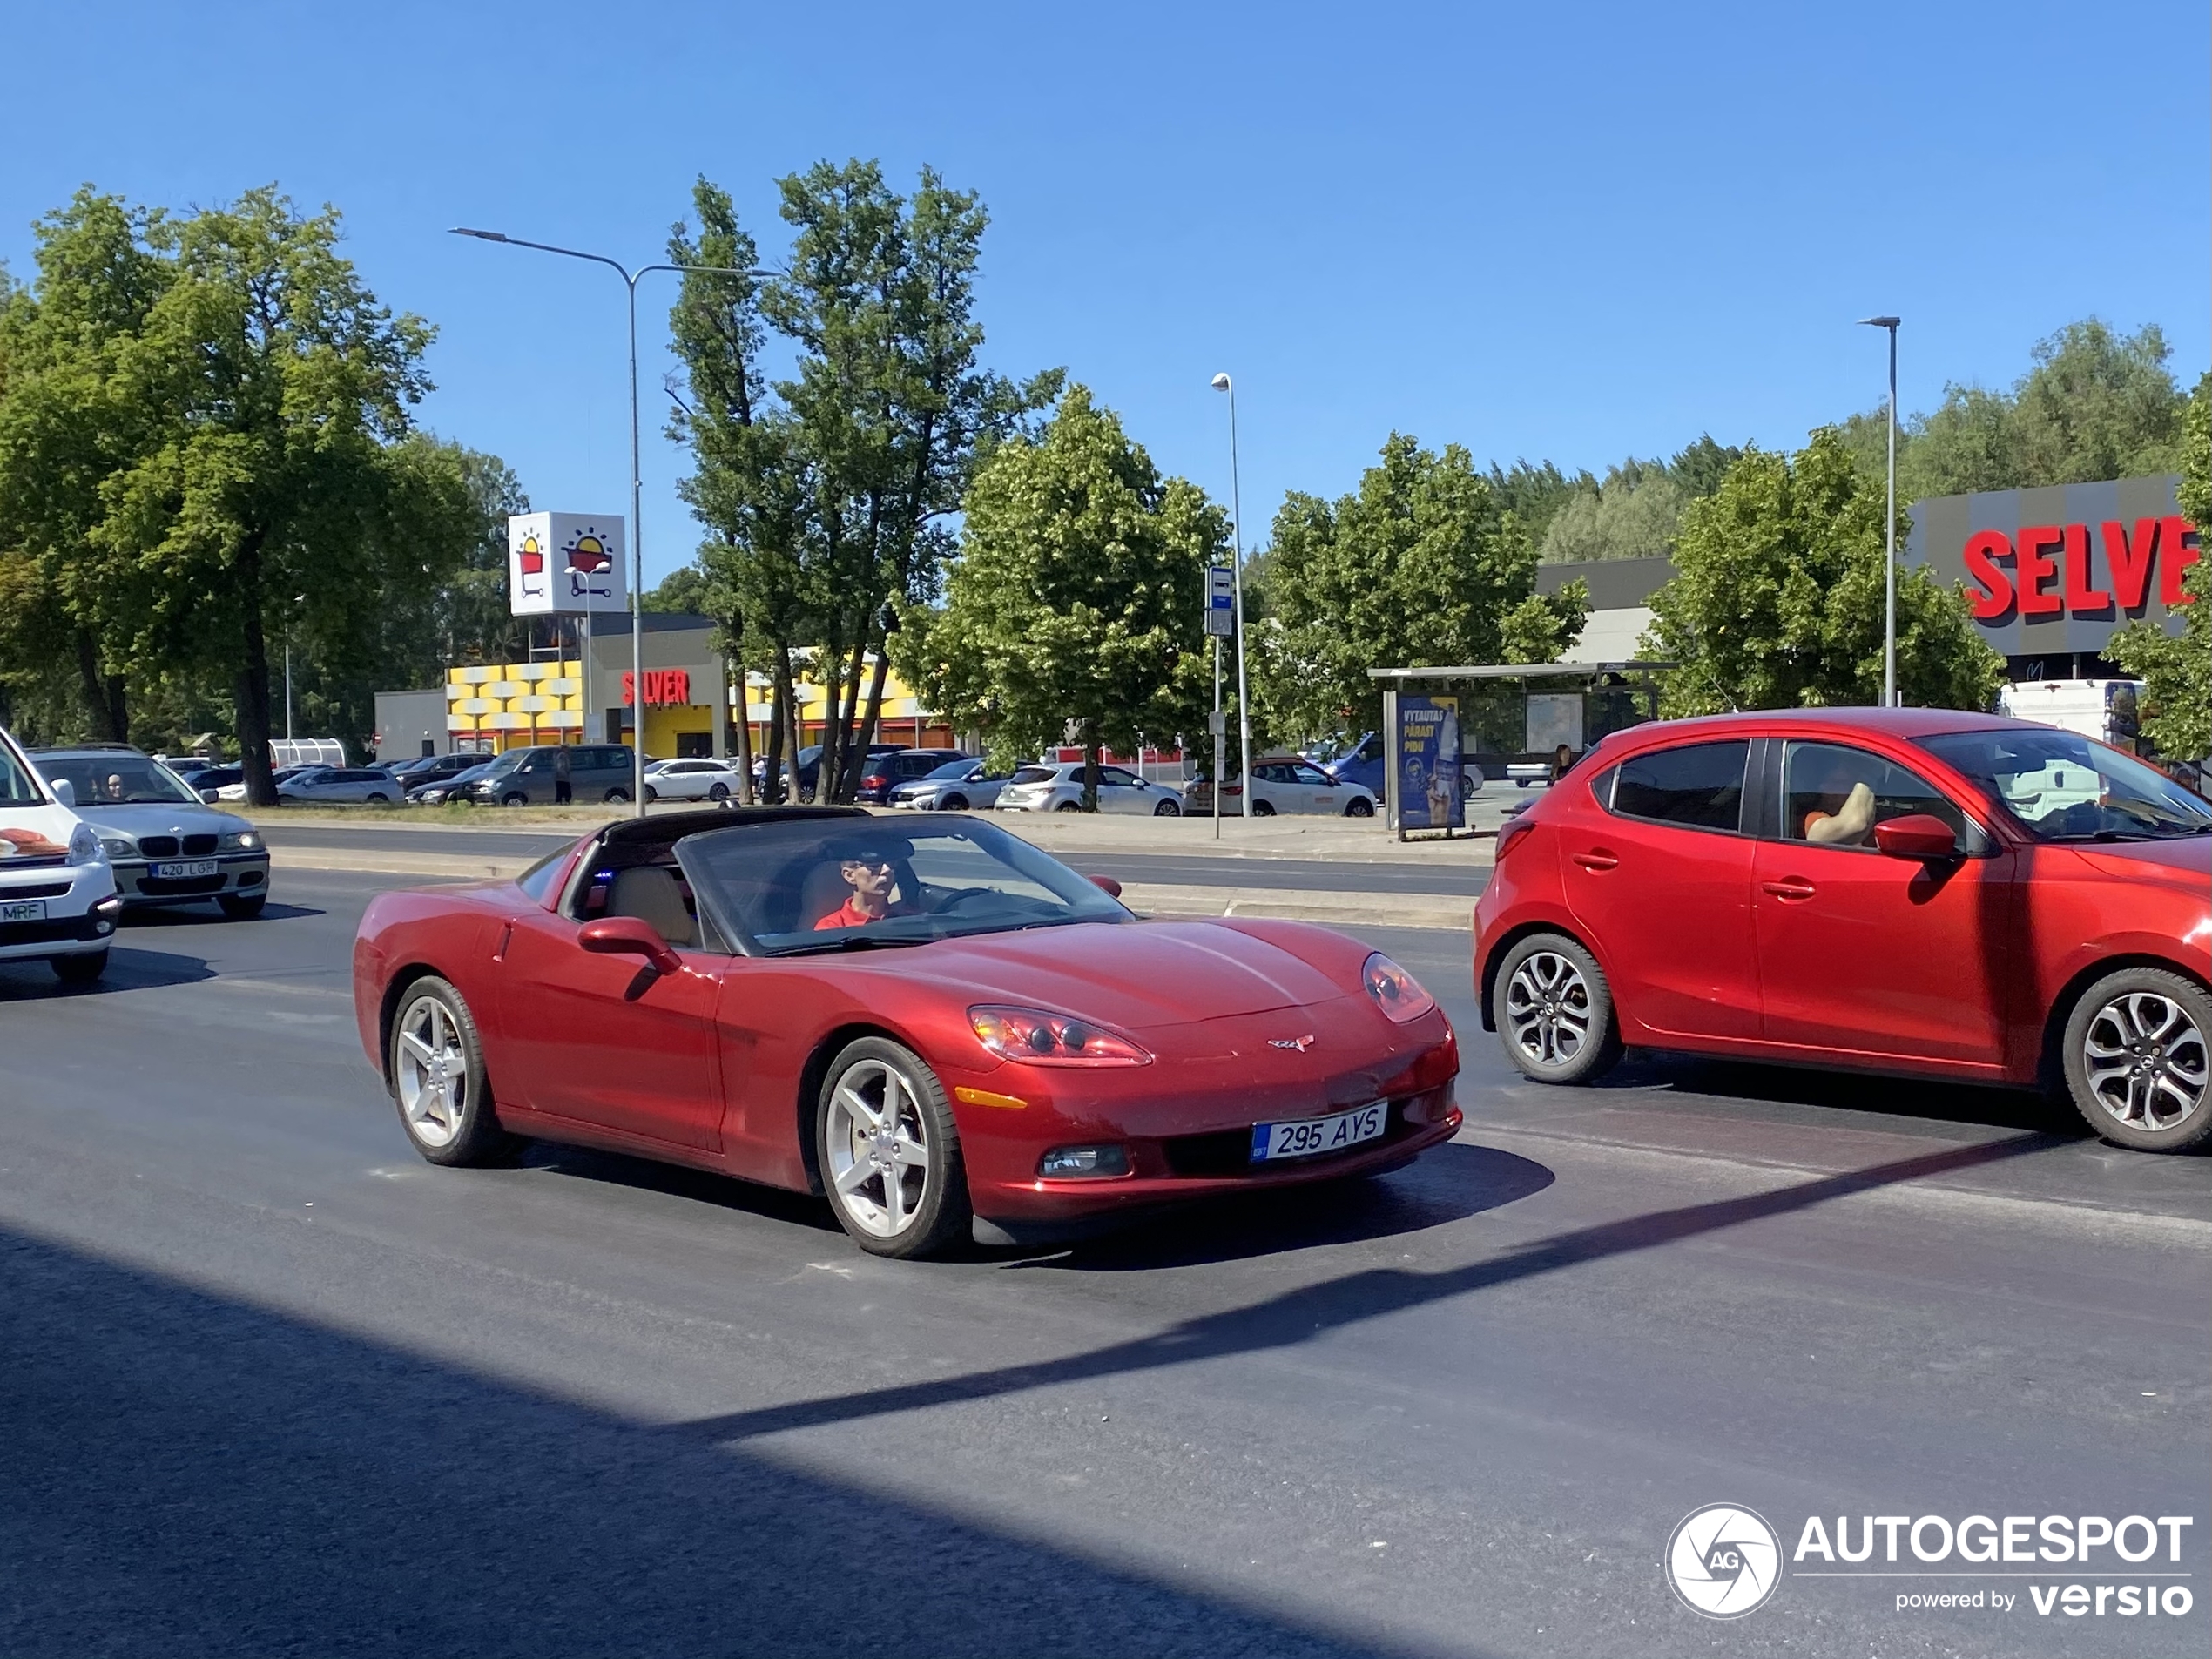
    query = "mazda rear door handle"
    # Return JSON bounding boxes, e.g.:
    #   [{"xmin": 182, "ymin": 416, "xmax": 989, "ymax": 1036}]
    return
[
  {"xmin": 1571, "ymin": 851, "xmax": 1618, "ymax": 871},
  {"xmin": 1762, "ymin": 879, "xmax": 1817, "ymax": 900}
]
